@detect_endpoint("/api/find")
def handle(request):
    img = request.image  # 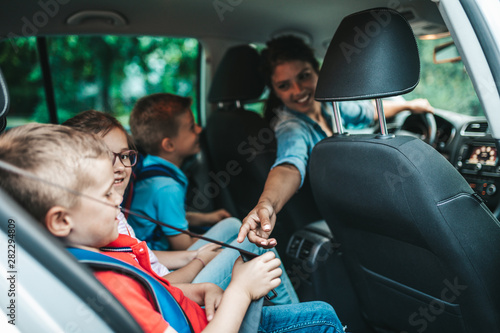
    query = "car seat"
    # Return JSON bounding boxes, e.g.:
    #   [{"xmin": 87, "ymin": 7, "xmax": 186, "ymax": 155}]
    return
[
  {"xmin": 203, "ymin": 45, "xmax": 323, "ymax": 259},
  {"xmin": 310, "ymin": 8, "xmax": 500, "ymax": 332}
]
